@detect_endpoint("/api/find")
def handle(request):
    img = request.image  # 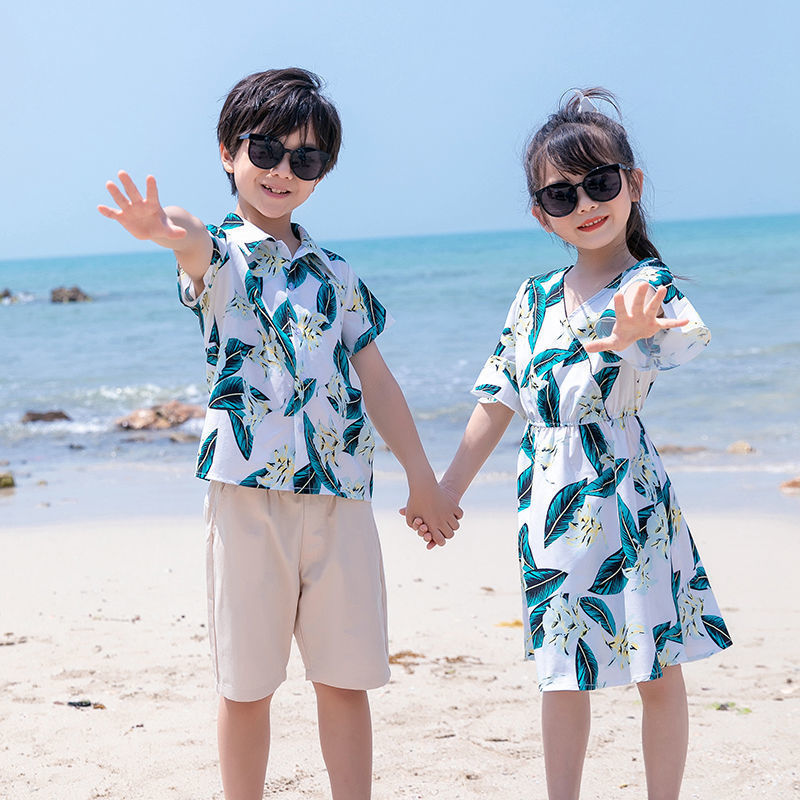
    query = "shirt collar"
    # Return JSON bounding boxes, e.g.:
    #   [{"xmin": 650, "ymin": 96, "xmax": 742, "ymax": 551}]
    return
[{"xmin": 218, "ymin": 212, "xmax": 336, "ymax": 276}]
